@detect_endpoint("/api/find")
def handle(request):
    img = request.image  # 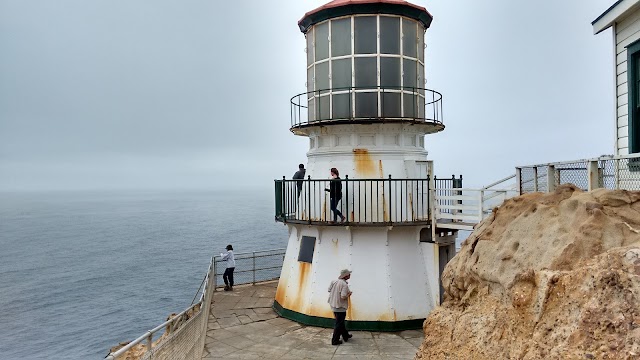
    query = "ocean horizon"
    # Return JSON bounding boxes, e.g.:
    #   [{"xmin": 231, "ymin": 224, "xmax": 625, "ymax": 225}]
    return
[{"xmin": 0, "ymin": 189, "xmax": 288, "ymax": 359}]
